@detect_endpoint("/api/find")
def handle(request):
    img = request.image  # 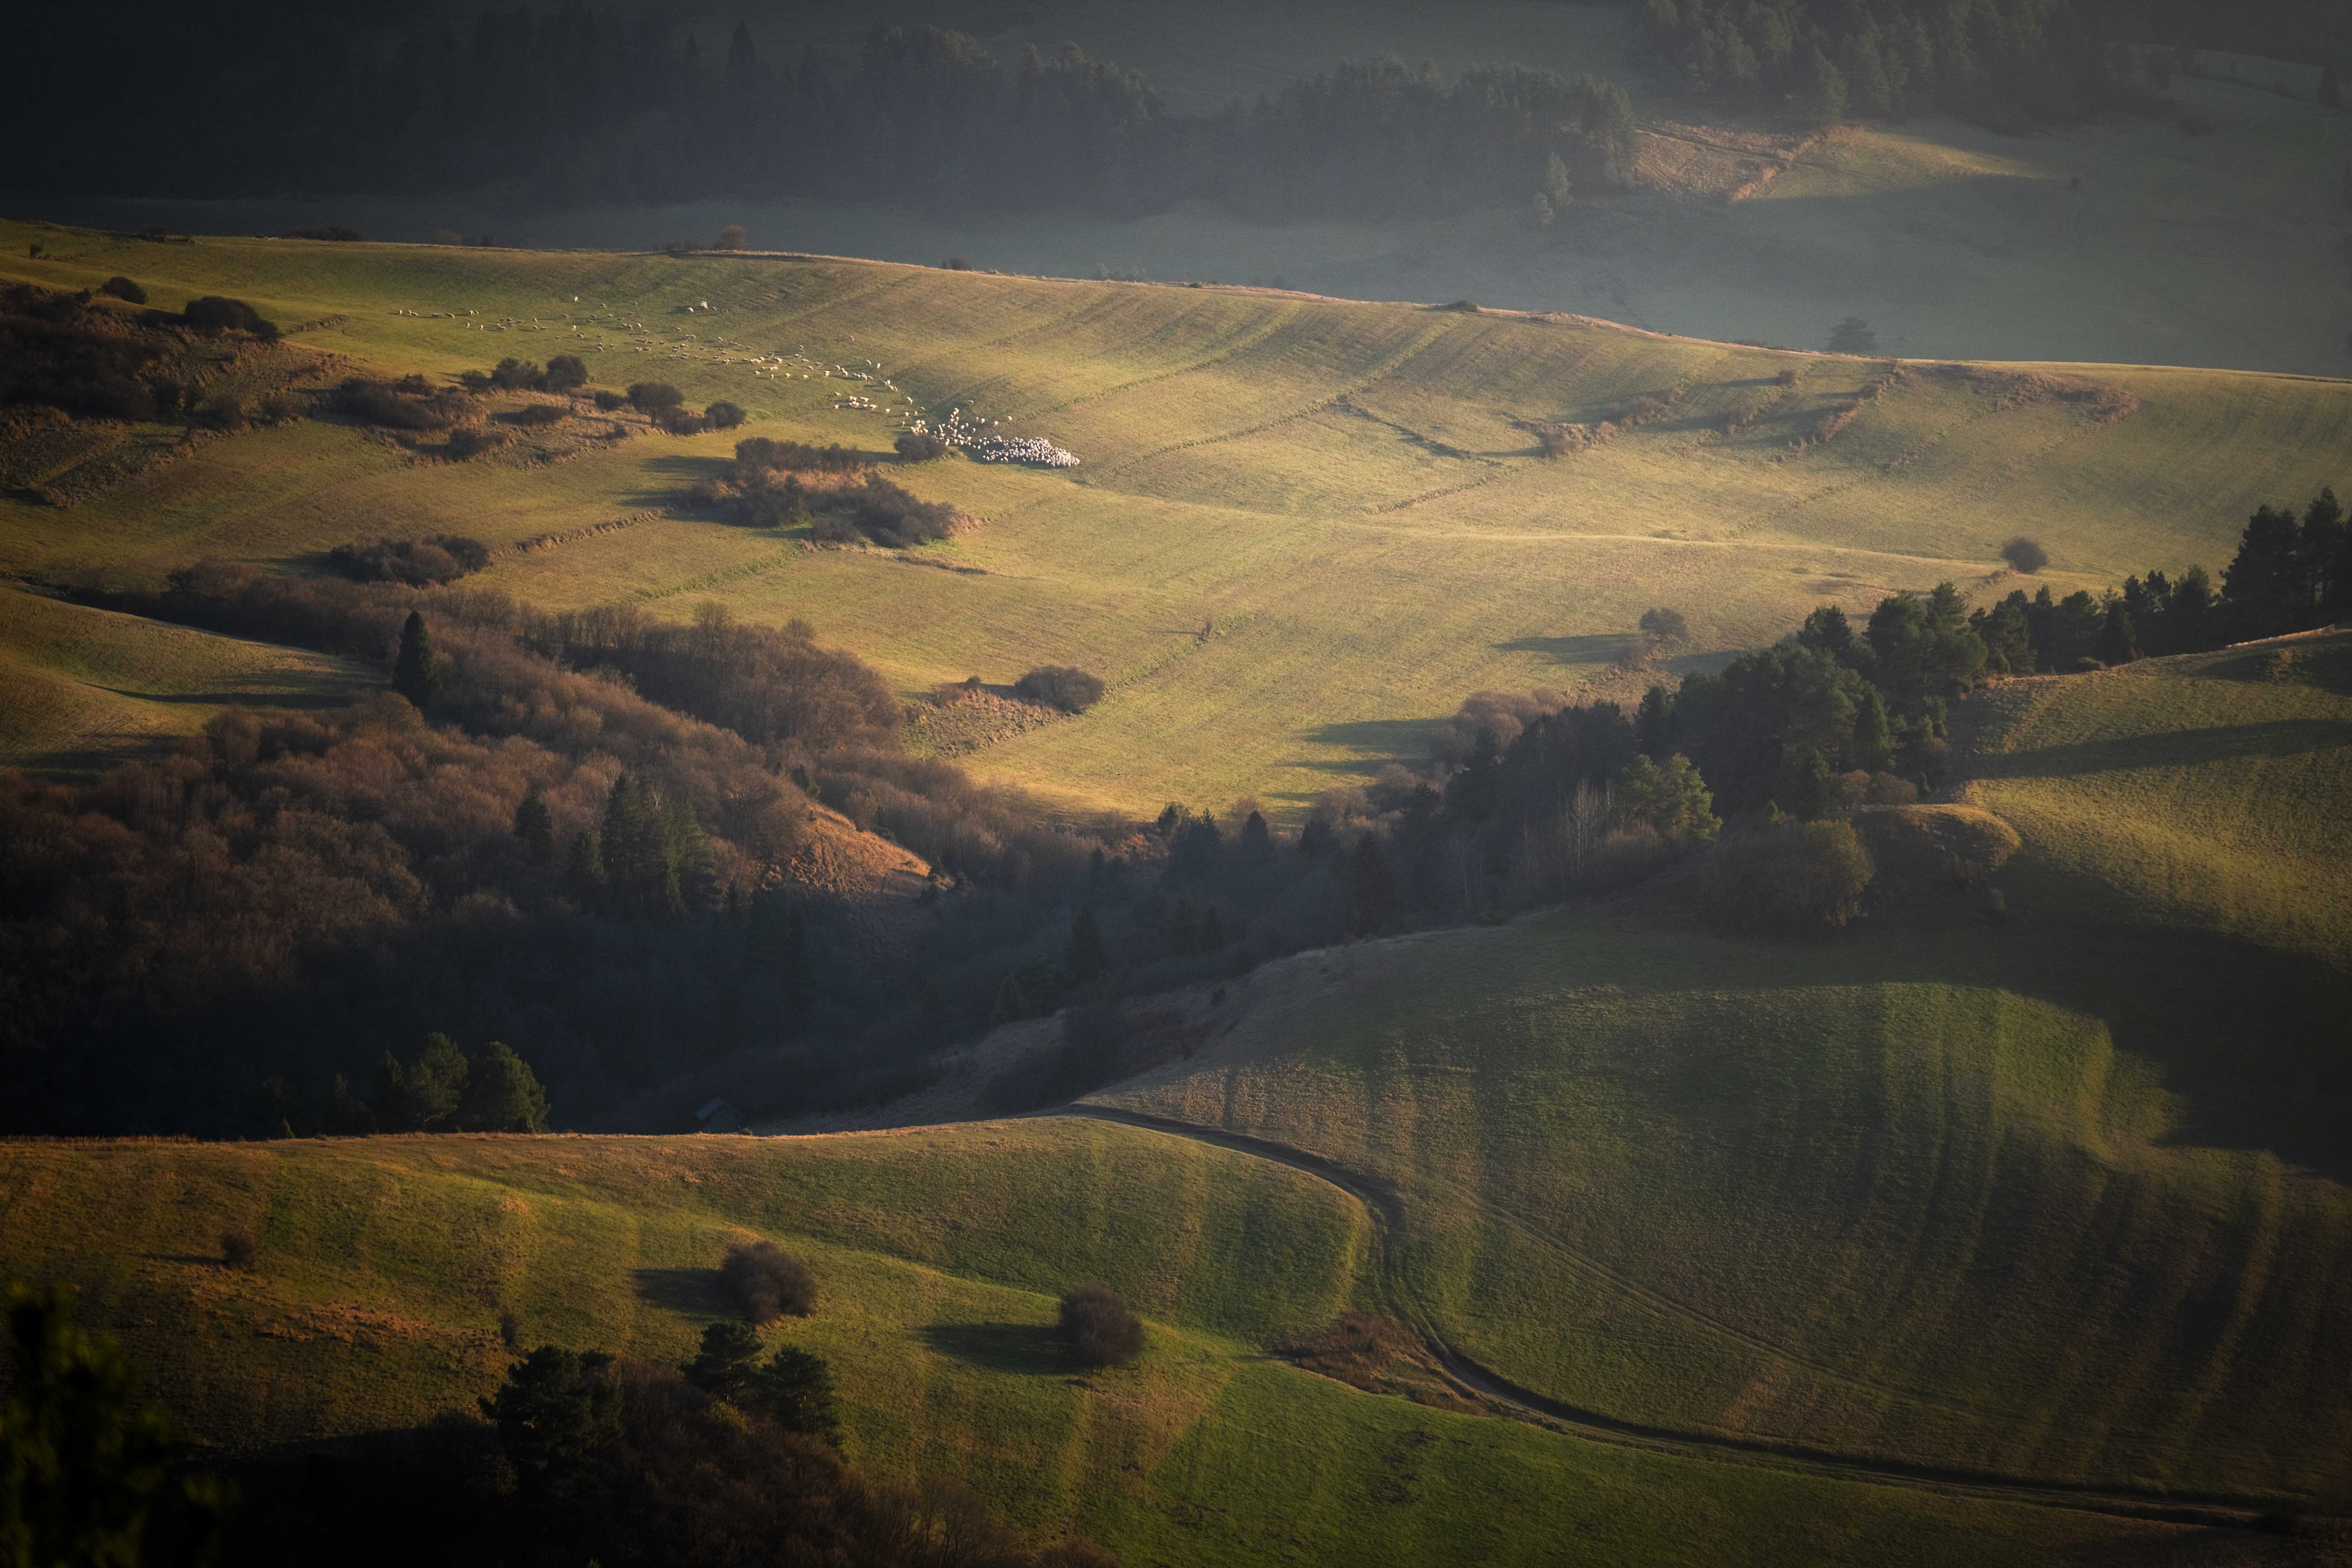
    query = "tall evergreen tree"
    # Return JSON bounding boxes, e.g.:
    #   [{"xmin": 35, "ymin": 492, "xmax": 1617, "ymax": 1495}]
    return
[
  {"xmin": 757, "ymin": 1346, "xmax": 841, "ymax": 1446},
  {"xmin": 513, "ymin": 790, "xmax": 554, "ymax": 862},
  {"xmin": 1066, "ymin": 905, "xmax": 1106, "ymax": 985},
  {"xmin": 392, "ymin": 610, "xmax": 440, "ymax": 708},
  {"xmin": 2223, "ymin": 502, "xmax": 2307, "ymax": 638},
  {"xmin": 408, "ymin": 1032, "xmax": 468, "ymax": 1129},
  {"xmin": 1850, "ymin": 685, "xmax": 1896, "ymax": 771},
  {"xmin": 2096, "ymin": 600, "xmax": 2138, "ymax": 665},
  {"xmin": 683, "ymin": 1321, "xmax": 764, "ymax": 1403}
]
